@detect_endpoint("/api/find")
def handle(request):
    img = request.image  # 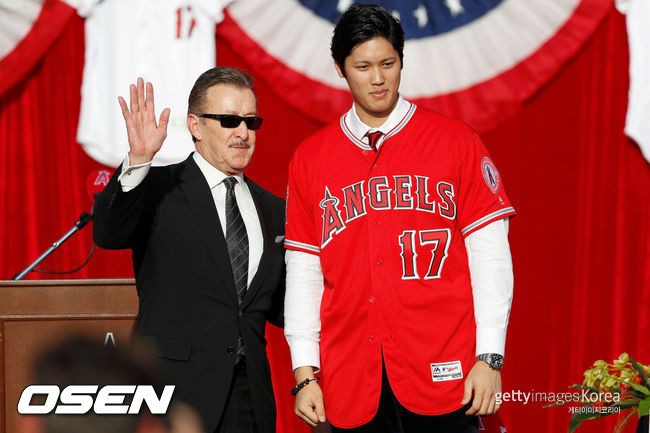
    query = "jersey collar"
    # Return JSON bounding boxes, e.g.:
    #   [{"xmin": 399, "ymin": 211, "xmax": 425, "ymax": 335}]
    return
[{"xmin": 340, "ymin": 95, "xmax": 416, "ymax": 151}]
